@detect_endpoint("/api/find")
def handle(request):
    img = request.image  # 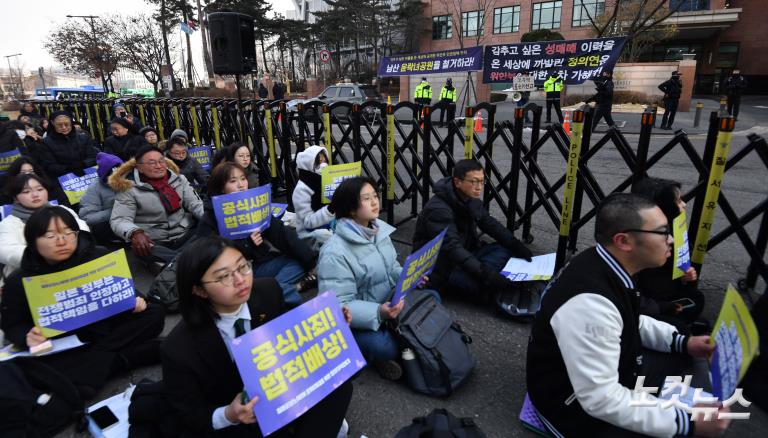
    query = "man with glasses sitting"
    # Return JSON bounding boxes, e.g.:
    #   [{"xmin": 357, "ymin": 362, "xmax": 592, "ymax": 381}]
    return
[
  {"xmin": 412, "ymin": 159, "xmax": 533, "ymax": 302},
  {"xmin": 526, "ymin": 193, "xmax": 729, "ymax": 438},
  {"xmin": 109, "ymin": 145, "xmax": 204, "ymax": 264}
]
